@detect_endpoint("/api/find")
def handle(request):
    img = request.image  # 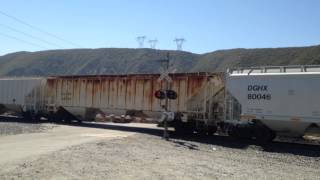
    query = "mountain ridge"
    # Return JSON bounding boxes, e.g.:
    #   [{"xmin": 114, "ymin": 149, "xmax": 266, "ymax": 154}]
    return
[{"xmin": 0, "ymin": 45, "xmax": 319, "ymax": 76}]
